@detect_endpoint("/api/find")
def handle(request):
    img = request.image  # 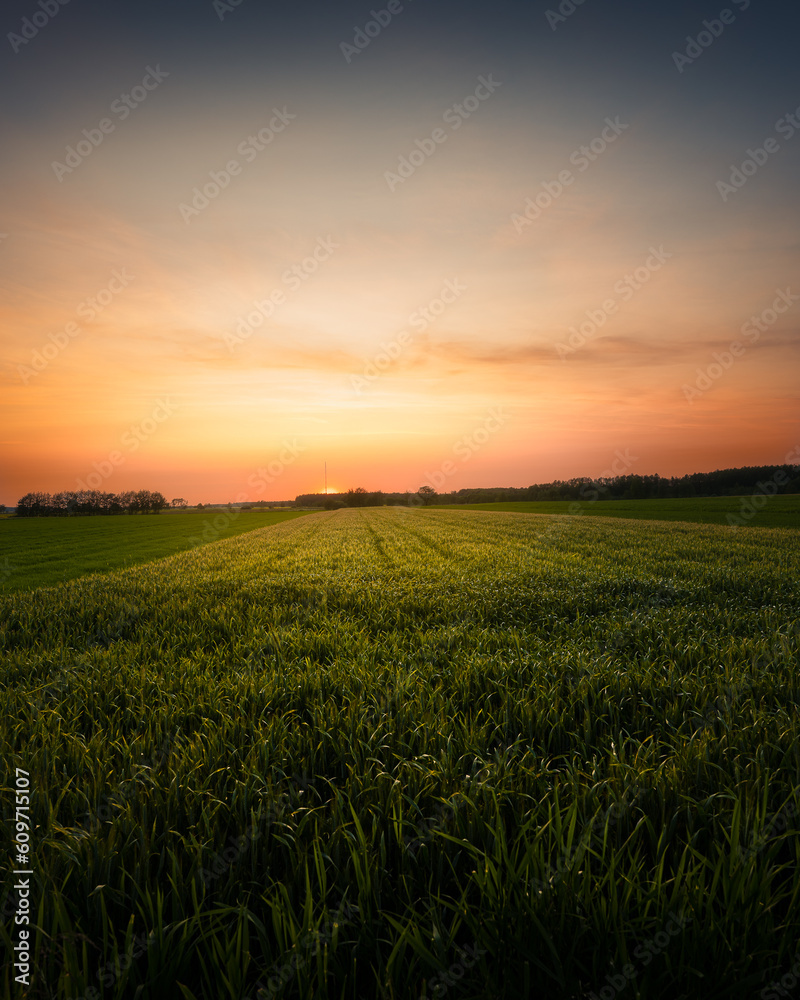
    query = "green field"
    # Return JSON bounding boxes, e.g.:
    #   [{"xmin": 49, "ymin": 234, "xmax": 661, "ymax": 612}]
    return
[
  {"xmin": 2, "ymin": 508, "xmax": 800, "ymax": 998},
  {"xmin": 436, "ymin": 493, "xmax": 800, "ymax": 528},
  {"xmin": 0, "ymin": 510, "xmax": 310, "ymax": 592}
]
